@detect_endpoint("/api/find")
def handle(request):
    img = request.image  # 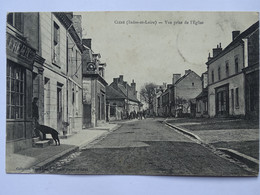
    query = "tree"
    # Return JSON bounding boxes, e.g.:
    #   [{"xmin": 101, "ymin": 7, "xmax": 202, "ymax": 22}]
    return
[{"xmin": 140, "ymin": 83, "xmax": 157, "ymax": 111}]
